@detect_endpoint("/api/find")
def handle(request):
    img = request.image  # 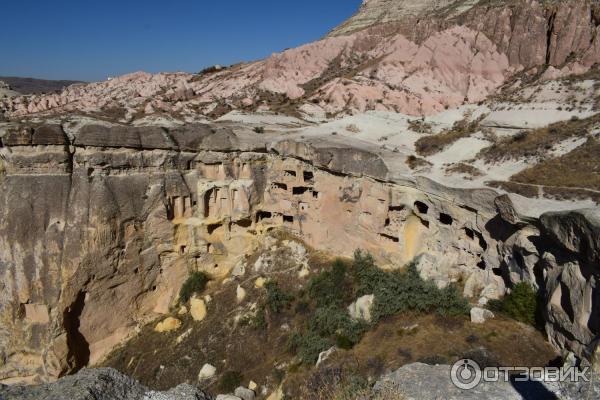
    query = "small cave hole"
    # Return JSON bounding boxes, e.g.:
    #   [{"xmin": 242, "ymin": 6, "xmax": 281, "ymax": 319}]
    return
[
  {"xmin": 492, "ymin": 267, "xmax": 503, "ymax": 277},
  {"xmin": 283, "ymin": 215, "xmax": 294, "ymax": 224},
  {"xmin": 303, "ymin": 171, "xmax": 314, "ymax": 182},
  {"xmin": 284, "ymin": 170, "xmax": 297, "ymax": 177},
  {"xmin": 179, "ymin": 245, "xmax": 187, "ymax": 255},
  {"xmin": 464, "ymin": 228, "xmax": 475, "ymax": 240},
  {"xmin": 439, "ymin": 213, "xmax": 453, "ymax": 225},
  {"xmin": 312, "ymin": 191, "xmax": 319, "ymax": 199},
  {"xmin": 207, "ymin": 223, "xmax": 222, "ymax": 235},
  {"xmin": 477, "ymin": 260, "xmax": 487, "ymax": 270},
  {"xmin": 272, "ymin": 182, "xmax": 288, "ymax": 191},
  {"xmin": 414, "ymin": 201, "xmax": 429, "ymax": 214},
  {"xmin": 293, "ymin": 187, "xmax": 310, "ymax": 196},
  {"xmin": 256, "ymin": 210, "xmax": 272, "ymax": 222},
  {"xmin": 234, "ymin": 218, "xmax": 252, "ymax": 228},
  {"xmin": 379, "ymin": 233, "xmax": 400, "ymax": 243}
]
